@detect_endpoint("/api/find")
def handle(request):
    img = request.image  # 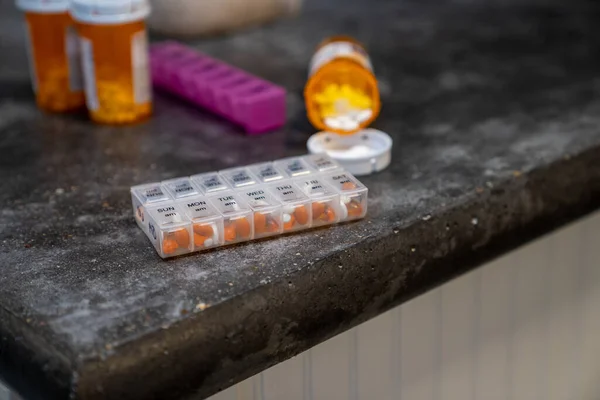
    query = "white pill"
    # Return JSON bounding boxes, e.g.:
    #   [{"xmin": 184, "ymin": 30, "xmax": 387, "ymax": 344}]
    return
[
  {"xmin": 341, "ymin": 195, "xmax": 351, "ymax": 204},
  {"xmin": 283, "ymin": 205, "xmax": 296, "ymax": 214},
  {"xmin": 338, "ymin": 117, "xmax": 359, "ymax": 131},
  {"xmin": 324, "ymin": 117, "xmax": 343, "ymax": 130},
  {"xmin": 204, "ymin": 238, "xmax": 214, "ymax": 247},
  {"xmin": 356, "ymin": 109, "xmax": 373, "ymax": 122},
  {"xmin": 339, "ymin": 201, "xmax": 348, "ymax": 220},
  {"xmin": 283, "ymin": 213, "xmax": 292, "ymax": 223},
  {"xmin": 212, "ymin": 225, "xmax": 219, "ymax": 243}
]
